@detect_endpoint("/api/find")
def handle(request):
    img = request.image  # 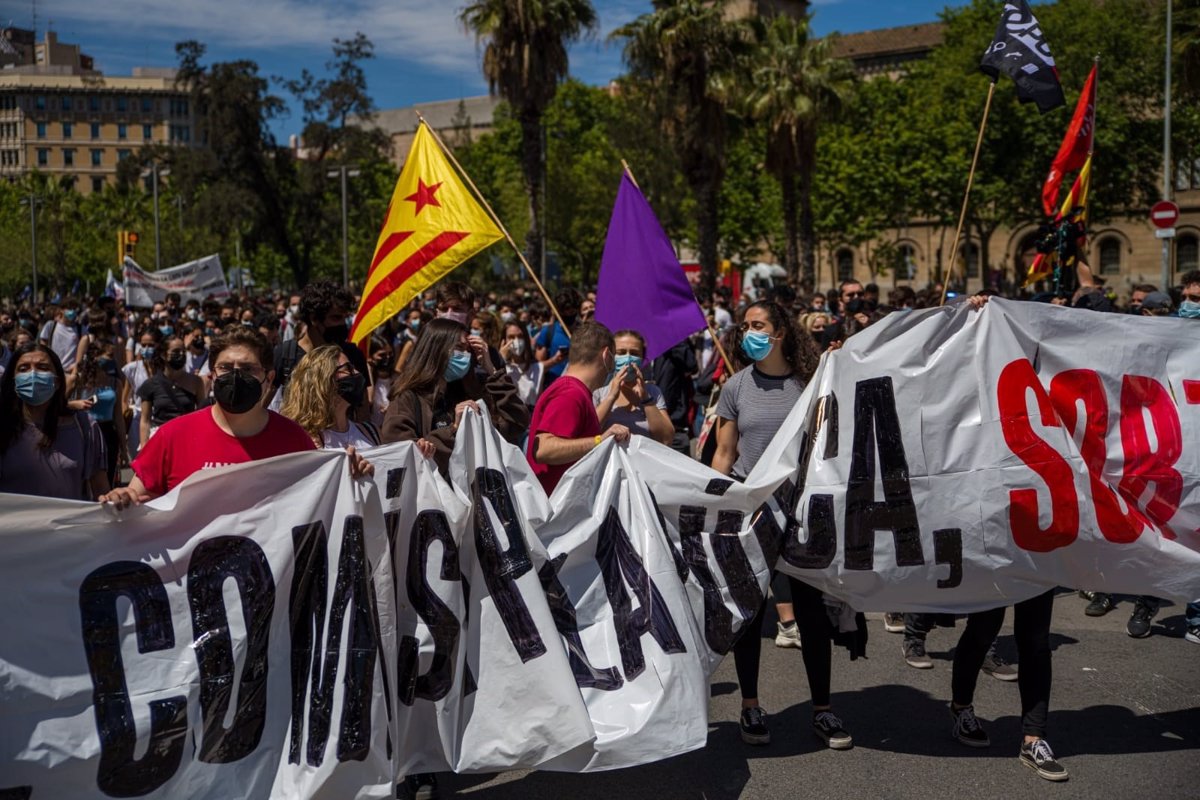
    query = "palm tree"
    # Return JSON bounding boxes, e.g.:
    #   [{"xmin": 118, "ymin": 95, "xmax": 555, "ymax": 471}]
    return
[
  {"xmin": 743, "ymin": 14, "xmax": 855, "ymax": 291},
  {"xmin": 615, "ymin": 0, "xmax": 750, "ymax": 295},
  {"xmin": 459, "ymin": 0, "xmax": 597, "ymax": 276}
]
